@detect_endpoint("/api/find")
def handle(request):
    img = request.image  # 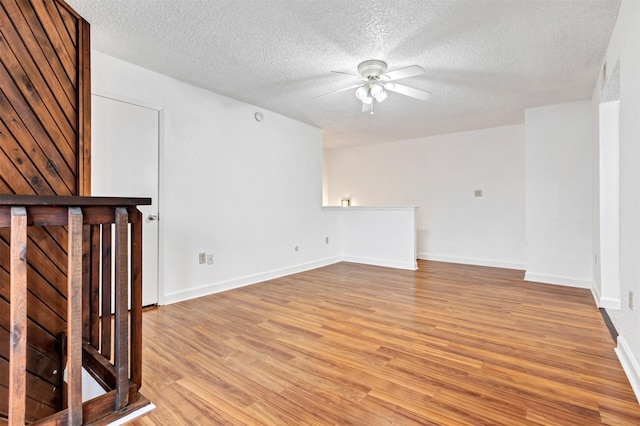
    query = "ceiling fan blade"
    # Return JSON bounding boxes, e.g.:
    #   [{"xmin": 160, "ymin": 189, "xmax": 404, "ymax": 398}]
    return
[
  {"xmin": 381, "ymin": 65, "xmax": 426, "ymax": 81},
  {"xmin": 331, "ymin": 70, "xmax": 366, "ymax": 80},
  {"xmin": 384, "ymin": 82, "xmax": 431, "ymax": 101},
  {"xmin": 314, "ymin": 83, "xmax": 365, "ymax": 99}
]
